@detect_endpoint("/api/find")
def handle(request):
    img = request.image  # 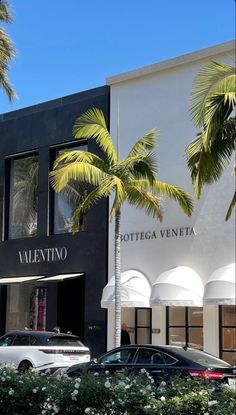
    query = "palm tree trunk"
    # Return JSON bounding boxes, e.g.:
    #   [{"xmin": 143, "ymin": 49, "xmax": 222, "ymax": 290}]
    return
[{"xmin": 114, "ymin": 208, "xmax": 121, "ymax": 347}]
